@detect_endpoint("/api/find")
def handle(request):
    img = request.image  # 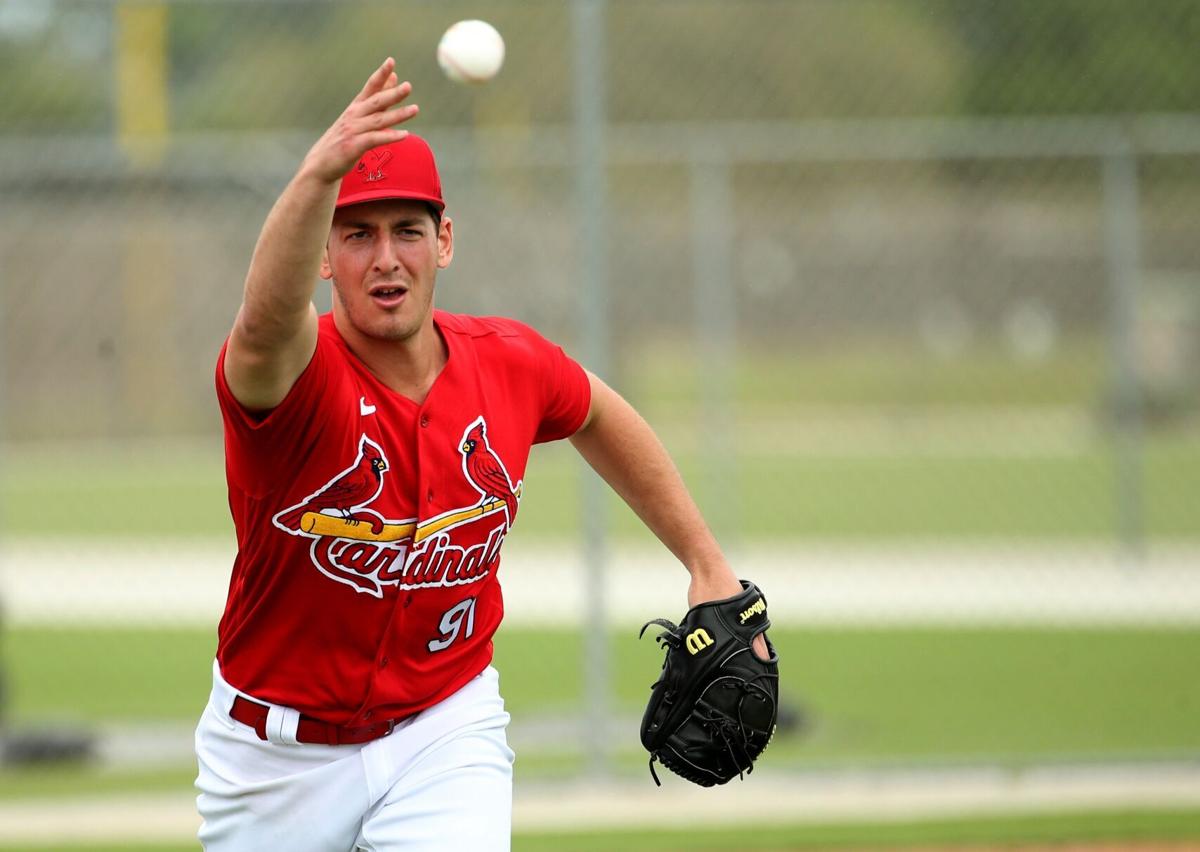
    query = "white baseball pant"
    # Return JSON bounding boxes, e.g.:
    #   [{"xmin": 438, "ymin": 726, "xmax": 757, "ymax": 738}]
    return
[{"xmin": 194, "ymin": 660, "xmax": 514, "ymax": 851}]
